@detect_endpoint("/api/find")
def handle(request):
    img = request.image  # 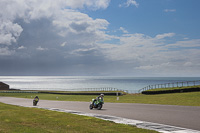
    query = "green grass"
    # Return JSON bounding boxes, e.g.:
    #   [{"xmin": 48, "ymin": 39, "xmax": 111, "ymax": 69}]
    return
[
  {"xmin": 1, "ymin": 91, "xmax": 200, "ymax": 106},
  {"xmin": 123, "ymin": 92, "xmax": 200, "ymax": 106},
  {"xmin": 0, "ymin": 102, "xmax": 157, "ymax": 133}
]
